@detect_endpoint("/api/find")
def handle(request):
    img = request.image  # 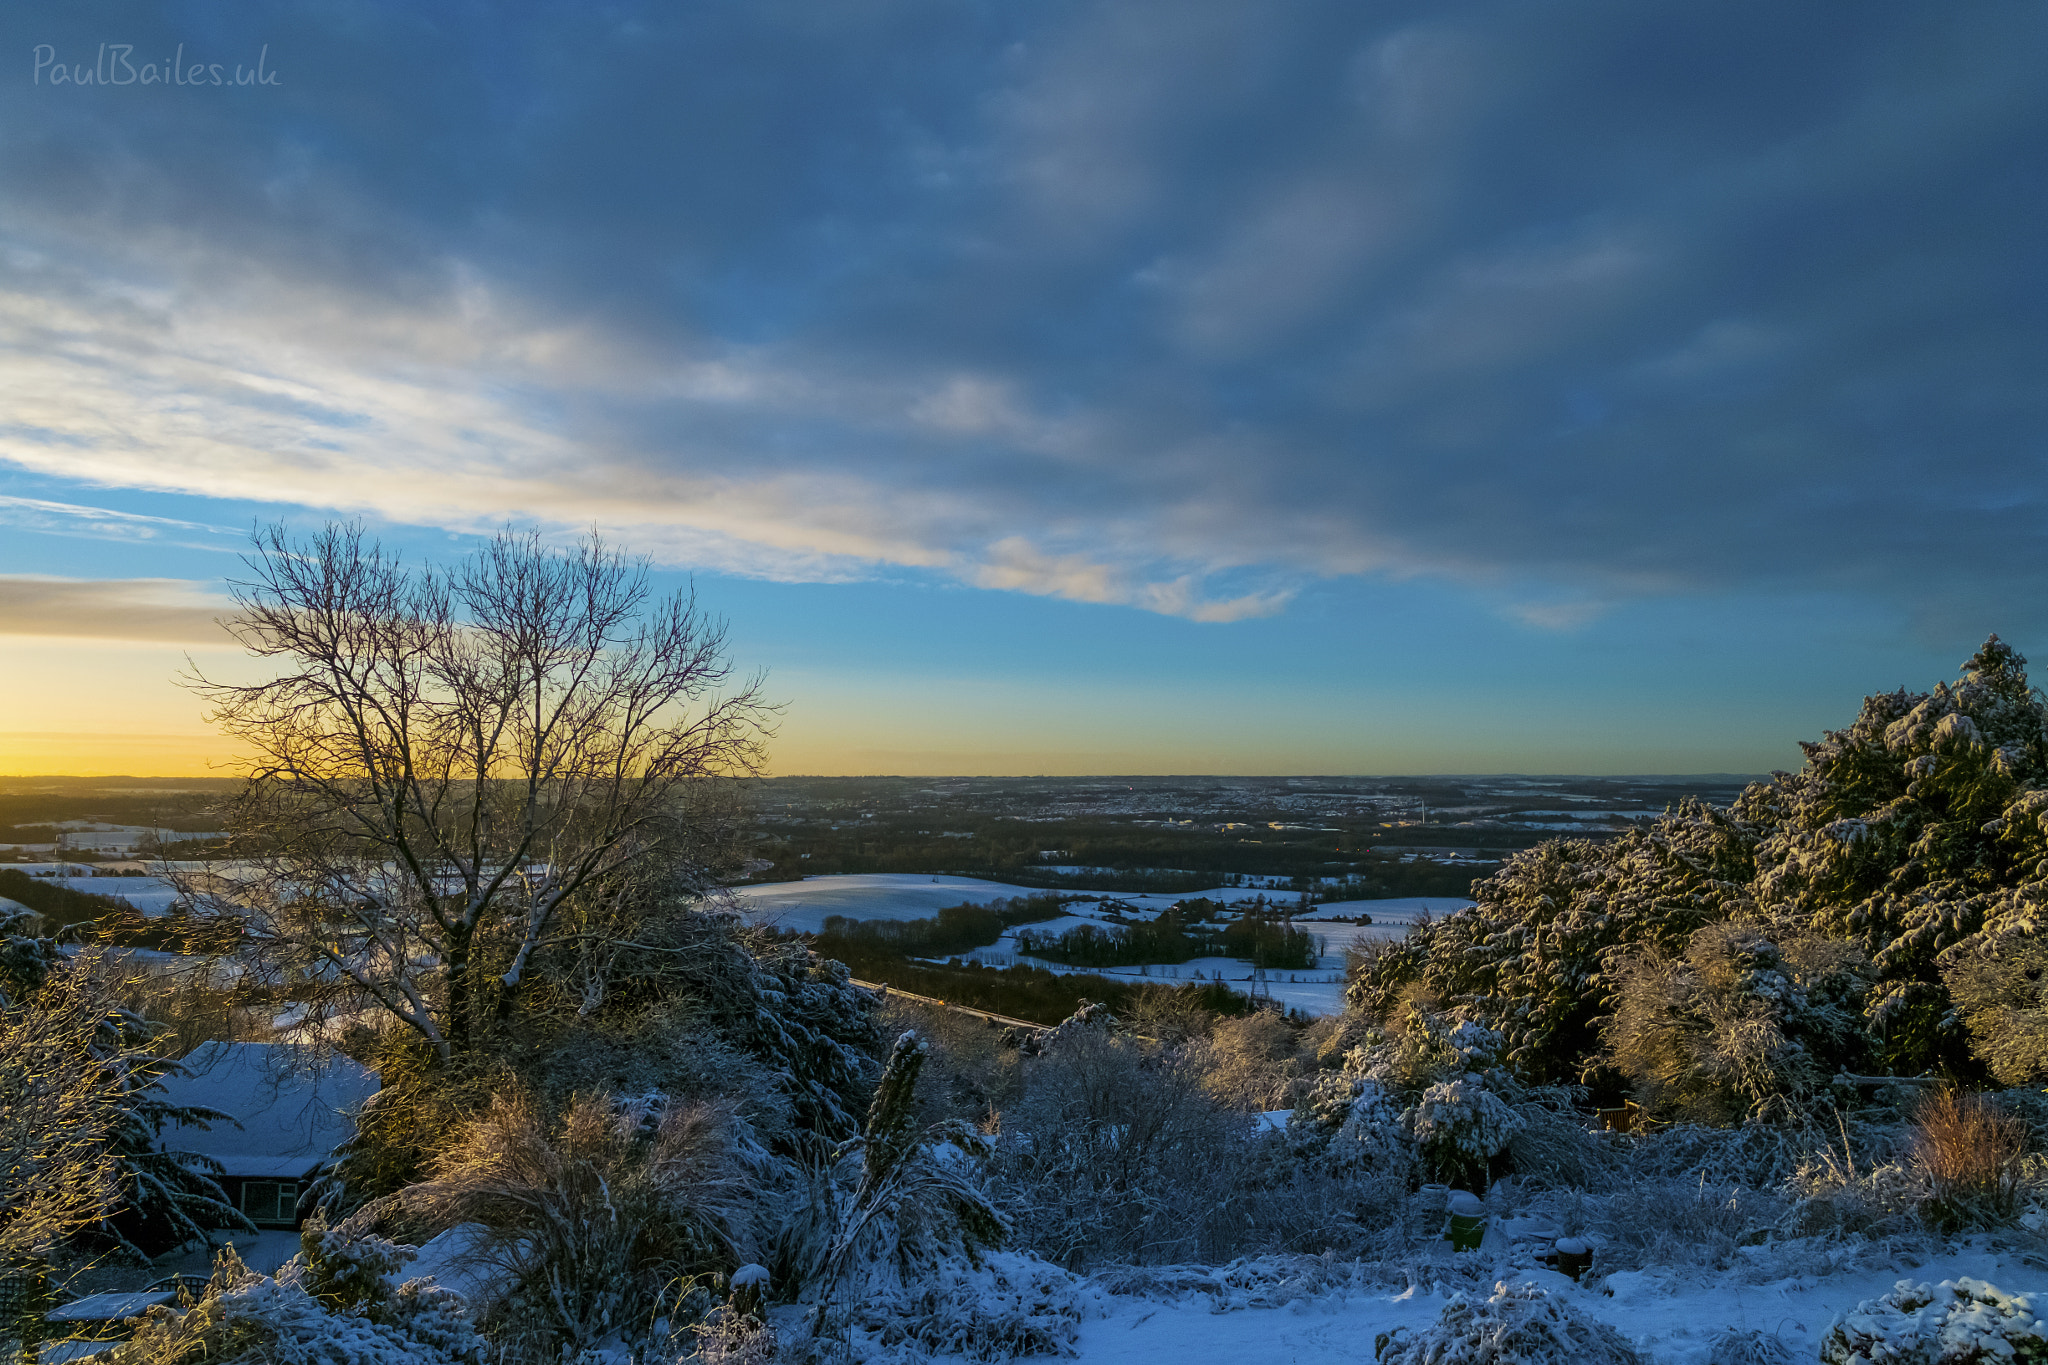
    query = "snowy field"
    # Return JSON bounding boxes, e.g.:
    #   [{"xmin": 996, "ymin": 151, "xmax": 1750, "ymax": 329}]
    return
[
  {"xmin": 725, "ymin": 873, "xmax": 1062, "ymax": 934},
  {"xmin": 905, "ymin": 1242, "xmax": 2042, "ymax": 1365},
  {"xmin": 729, "ymin": 875, "xmax": 1472, "ymax": 1015},
  {"xmin": 7, "ymin": 866, "xmax": 184, "ymax": 915}
]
